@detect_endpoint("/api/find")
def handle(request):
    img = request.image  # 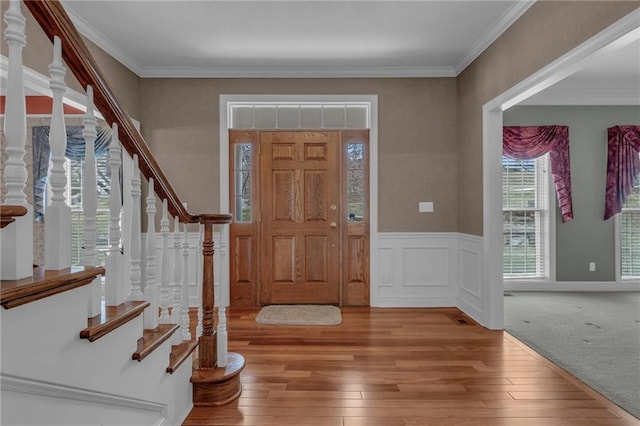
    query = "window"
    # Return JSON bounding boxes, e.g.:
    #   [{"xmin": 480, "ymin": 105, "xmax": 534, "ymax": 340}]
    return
[
  {"xmin": 66, "ymin": 155, "xmax": 111, "ymax": 265},
  {"xmin": 233, "ymin": 143, "xmax": 253, "ymax": 222},
  {"xmin": 502, "ymin": 155, "xmax": 550, "ymax": 279},
  {"xmin": 346, "ymin": 142, "xmax": 365, "ymax": 222},
  {"xmin": 620, "ymin": 154, "xmax": 640, "ymax": 279}
]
